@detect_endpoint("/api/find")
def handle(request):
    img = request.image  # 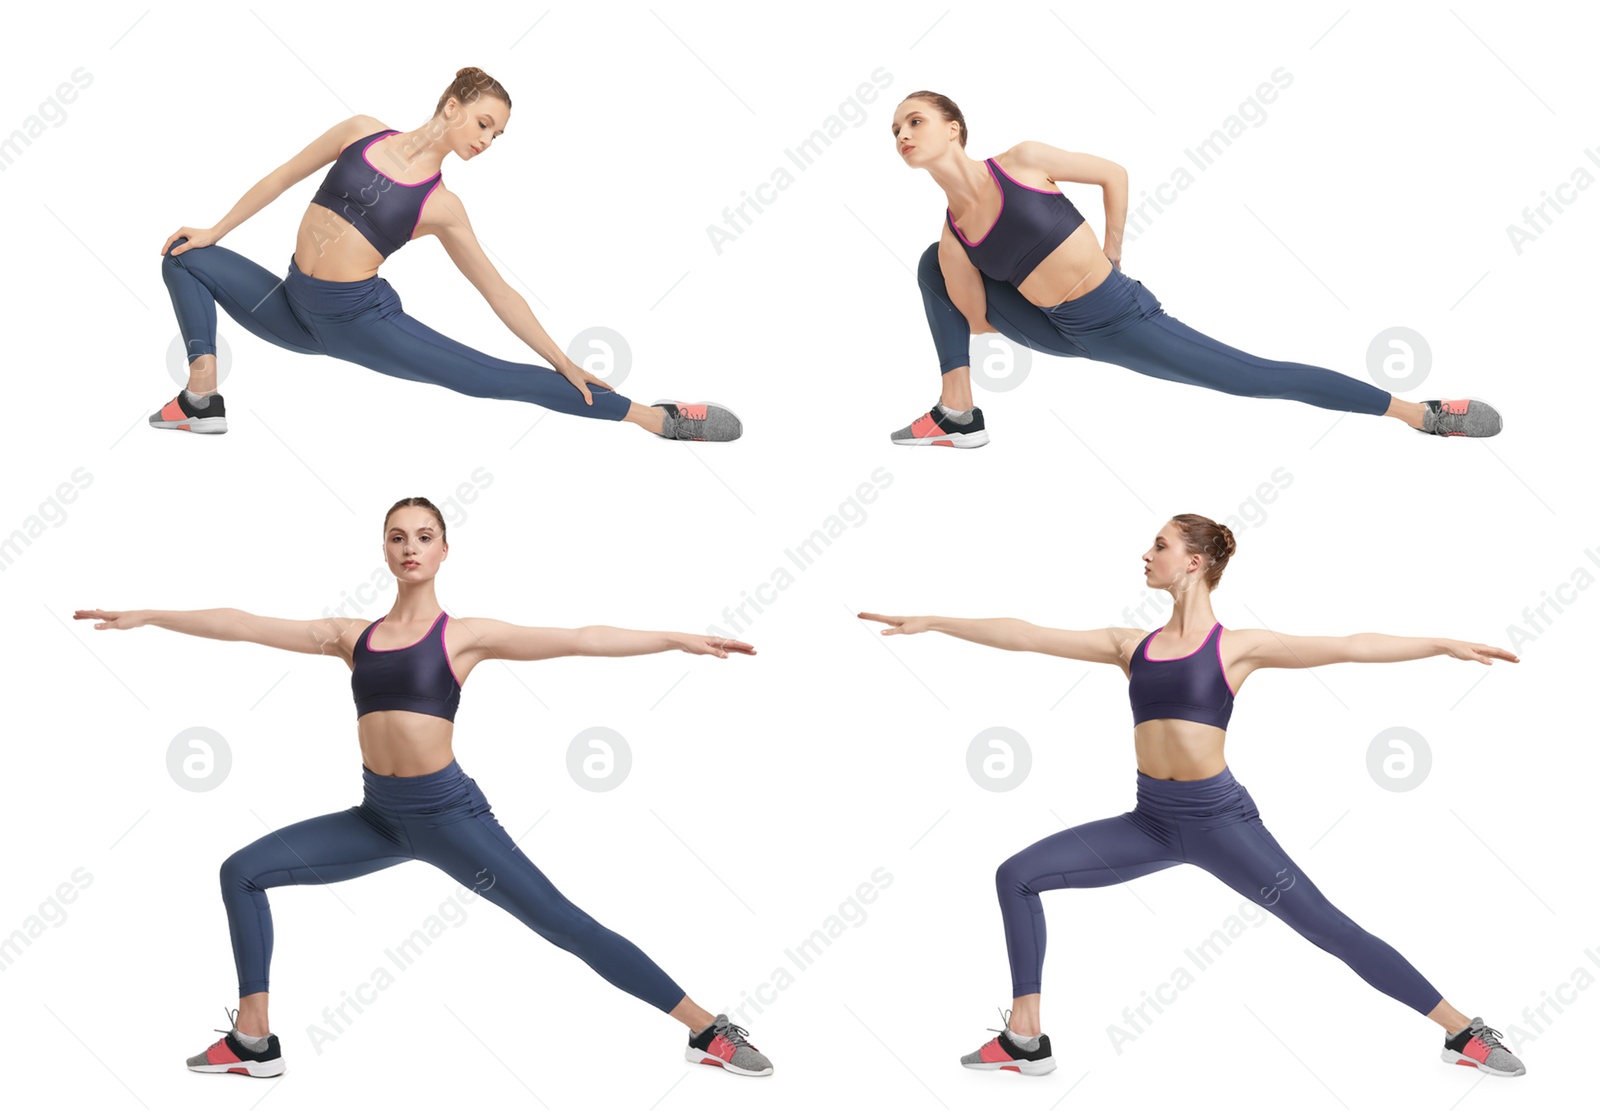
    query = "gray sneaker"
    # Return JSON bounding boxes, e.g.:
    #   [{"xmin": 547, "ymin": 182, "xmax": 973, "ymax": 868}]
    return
[
  {"xmin": 686, "ymin": 1013, "xmax": 772, "ymax": 1076},
  {"xmin": 1420, "ymin": 398, "xmax": 1502, "ymax": 437},
  {"xmin": 654, "ymin": 400, "xmax": 742, "ymax": 441},
  {"xmin": 1441, "ymin": 1017, "xmax": 1524, "ymax": 1076},
  {"xmin": 959, "ymin": 1009, "xmax": 1056, "ymax": 1075}
]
